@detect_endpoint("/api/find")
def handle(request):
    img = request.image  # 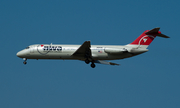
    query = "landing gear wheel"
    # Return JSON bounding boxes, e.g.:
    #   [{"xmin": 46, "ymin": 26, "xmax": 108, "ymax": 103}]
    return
[
  {"xmin": 85, "ymin": 59, "xmax": 90, "ymax": 64},
  {"xmin": 23, "ymin": 61, "xmax": 27, "ymax": 65},
  {"xmin": 91, "ymin": 63, "xmax": 96, "ymax": 68},
  {"xmin": 23, "ymin": 58, "xmax": 27, "ymax": 65}
]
